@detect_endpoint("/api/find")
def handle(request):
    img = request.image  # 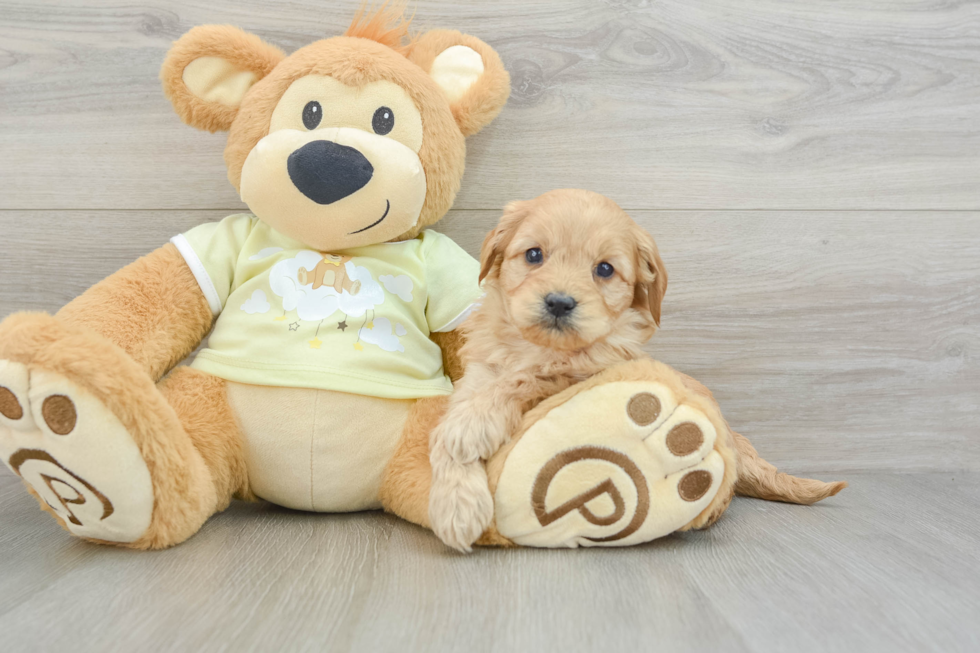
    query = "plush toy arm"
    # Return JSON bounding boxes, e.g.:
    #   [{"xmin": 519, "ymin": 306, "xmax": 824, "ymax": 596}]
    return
[
  {"xmin": 430, "ymin": 329, "xmax": 467, "ymax": 384},
  {"xmin": 56, "ymin": 243, "xmax": 214, "ymax": 381}
]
